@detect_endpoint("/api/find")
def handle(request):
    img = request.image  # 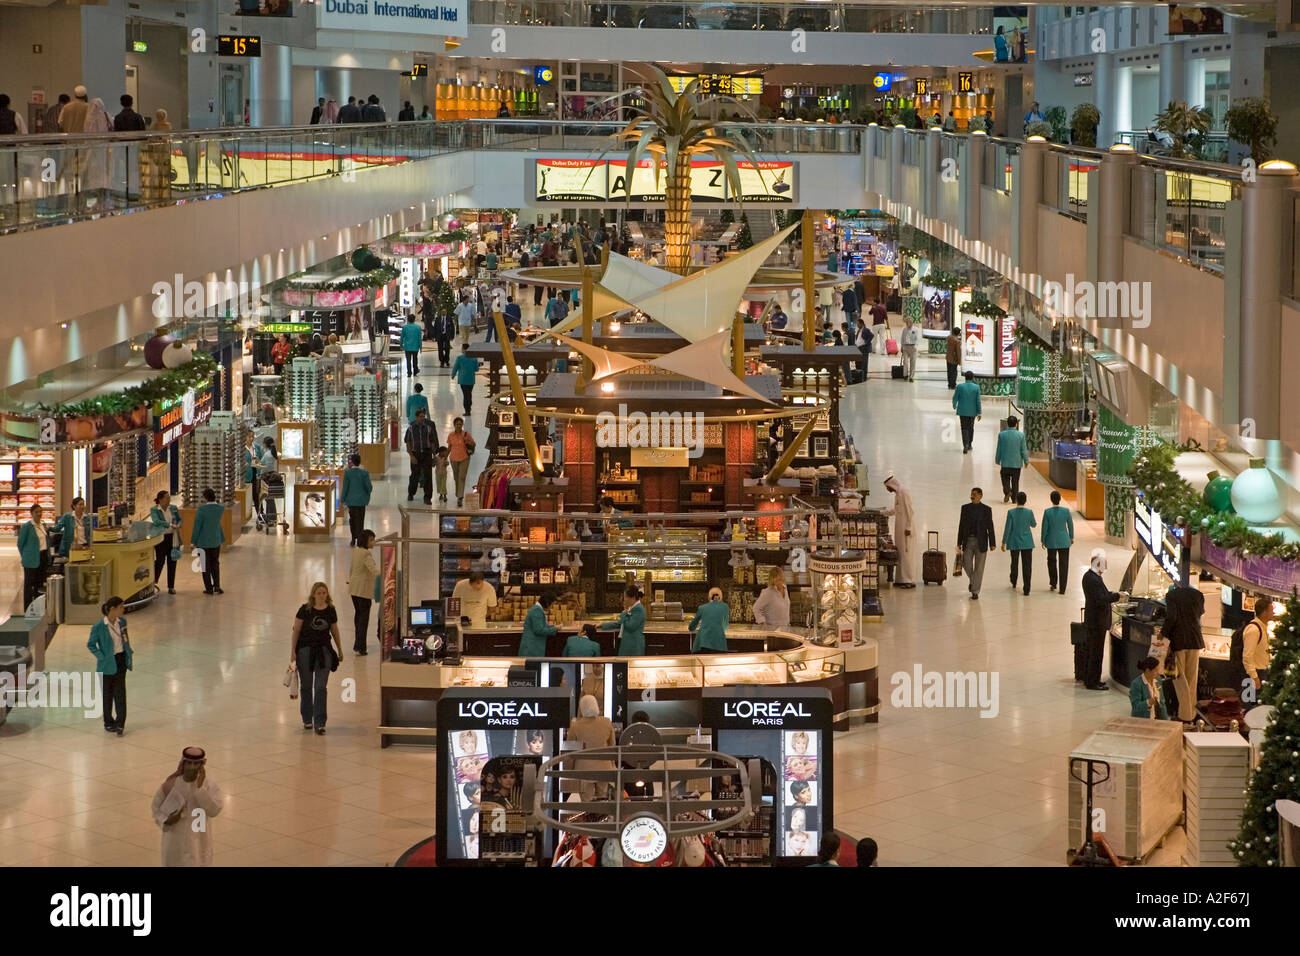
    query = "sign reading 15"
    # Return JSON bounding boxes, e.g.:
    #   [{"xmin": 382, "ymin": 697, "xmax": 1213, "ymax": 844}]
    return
[{"xmin": 217, "ymin": 35, "xmax": 261, "ymax": 57}]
